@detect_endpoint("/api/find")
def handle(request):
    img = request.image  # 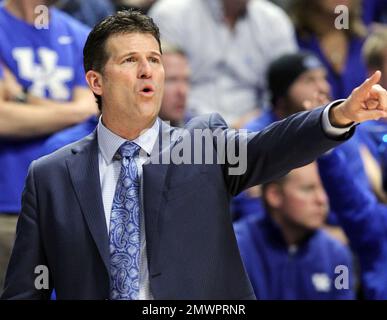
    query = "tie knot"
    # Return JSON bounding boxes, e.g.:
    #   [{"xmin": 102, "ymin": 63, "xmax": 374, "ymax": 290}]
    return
[{"xmin": 118, "ymin": 141, "xmax": 141, "ymax": 158}]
